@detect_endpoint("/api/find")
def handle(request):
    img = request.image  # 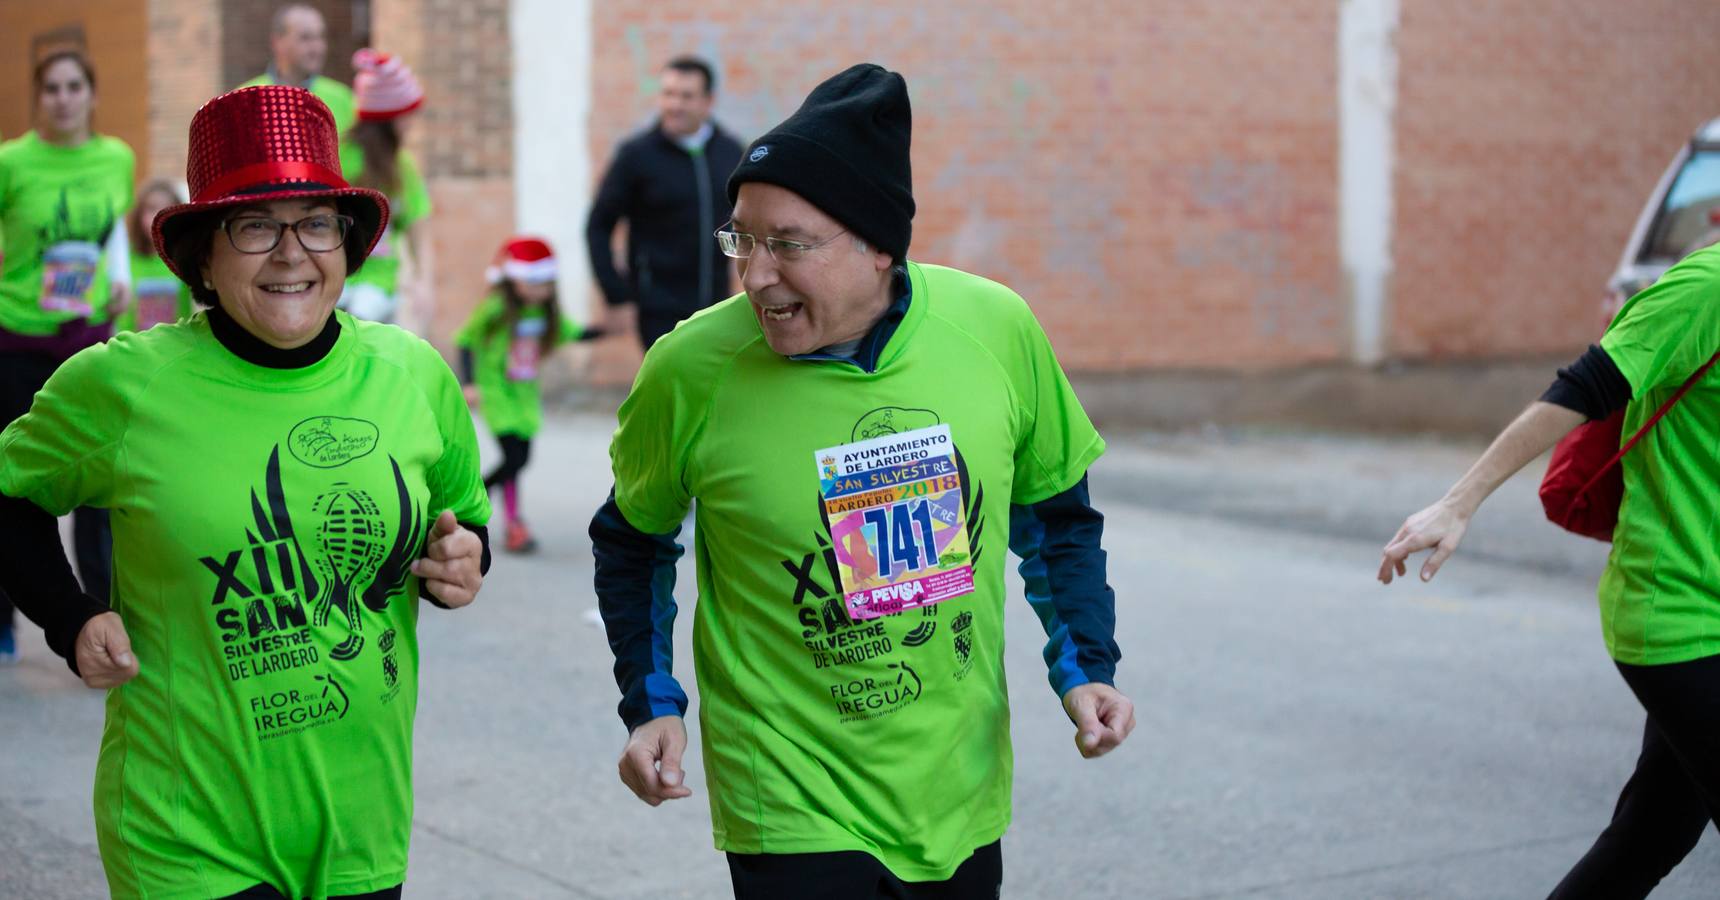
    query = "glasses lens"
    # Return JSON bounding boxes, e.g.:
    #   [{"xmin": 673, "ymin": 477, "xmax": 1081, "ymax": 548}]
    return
[
  {"xmin": 297, "ymin": 214, "xmax": 348, "ymax": 252},
  {"xmin": 229, "ymin": 217, "xmax": 283, "ymax": 253},
  {"xmin": 715, "ymin": 230, "xmax": 751, "ymax": 259}
]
